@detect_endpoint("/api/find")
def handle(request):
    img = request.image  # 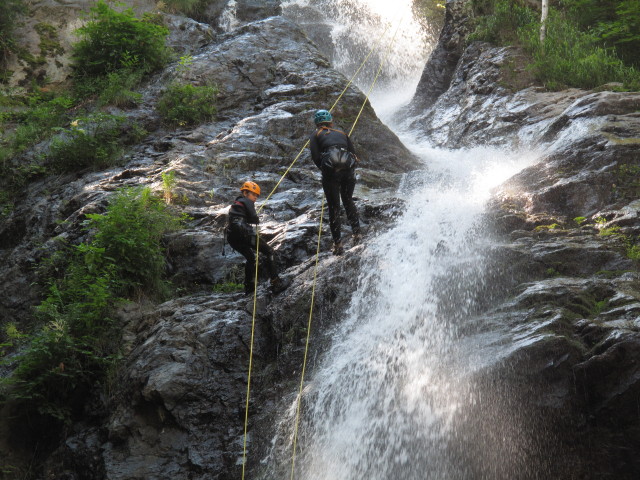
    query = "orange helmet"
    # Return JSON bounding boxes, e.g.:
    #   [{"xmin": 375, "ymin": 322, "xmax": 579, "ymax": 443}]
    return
[{"xmin": 240, "ymin": 181, "xmax": 260, "ymax": 196}]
